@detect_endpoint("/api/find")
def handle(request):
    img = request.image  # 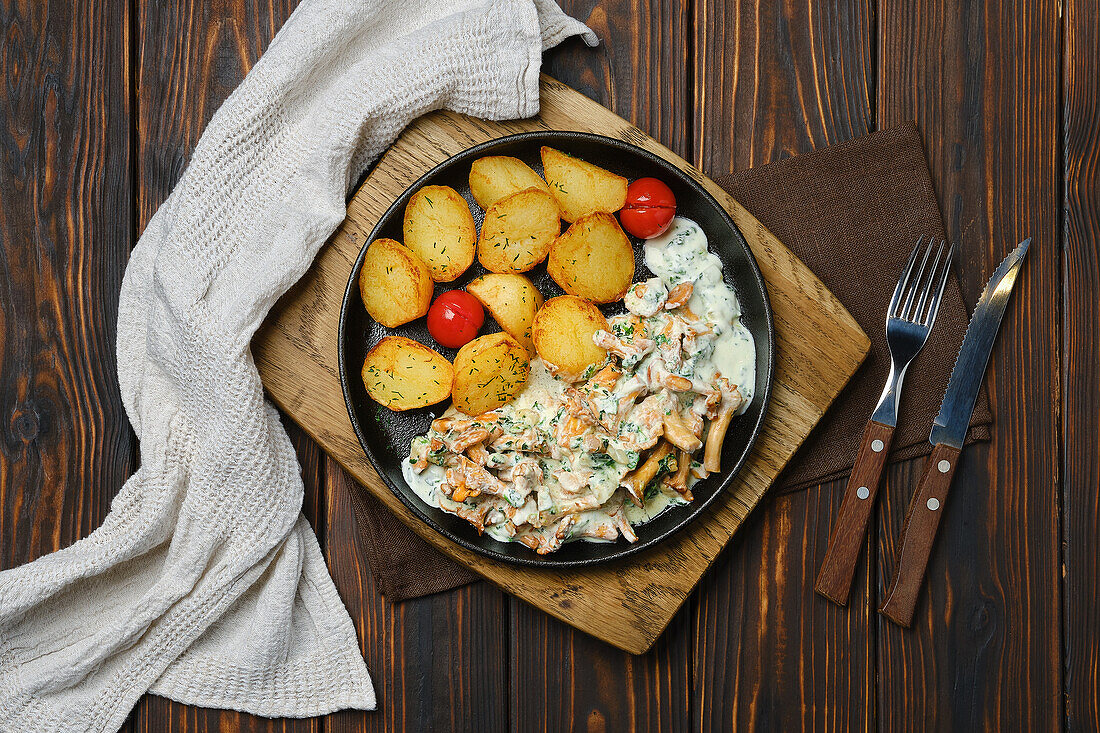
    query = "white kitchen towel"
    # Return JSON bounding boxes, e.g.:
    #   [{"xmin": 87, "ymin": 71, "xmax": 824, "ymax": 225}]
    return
[{"xmin": 0, "ymin": 1, "xmax": 595, "ymax": 730}]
